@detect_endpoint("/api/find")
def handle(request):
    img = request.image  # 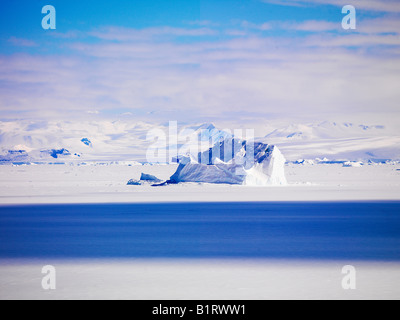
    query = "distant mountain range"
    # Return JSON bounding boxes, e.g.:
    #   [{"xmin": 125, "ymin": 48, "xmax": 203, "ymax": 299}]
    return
[
  {"xmin": 0, "ymin": 120, "xmax": 399, "ymax": 163},
  {"xmin": 265, "ymin": 121, "xmax": 387, "ymax": 140},
  {"xmin": 262, "ymin": 121, "xmax": 400, "ymax": 161}
]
